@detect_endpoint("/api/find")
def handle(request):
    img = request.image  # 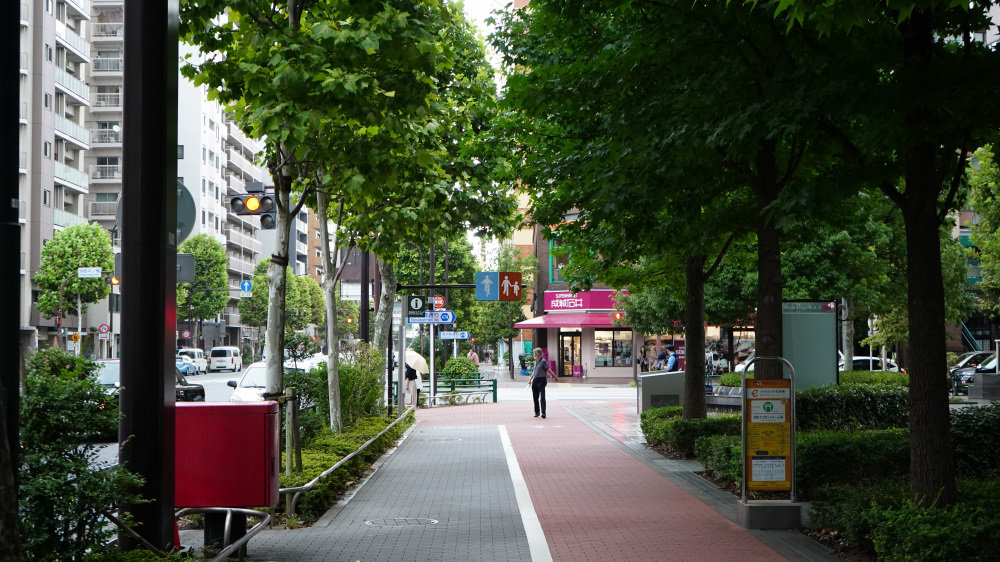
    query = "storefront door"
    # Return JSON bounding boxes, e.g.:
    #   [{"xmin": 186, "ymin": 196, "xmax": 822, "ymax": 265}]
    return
[{"xmin": 559, "ymin": 331, "xmax": 582, "ymax": 377}]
